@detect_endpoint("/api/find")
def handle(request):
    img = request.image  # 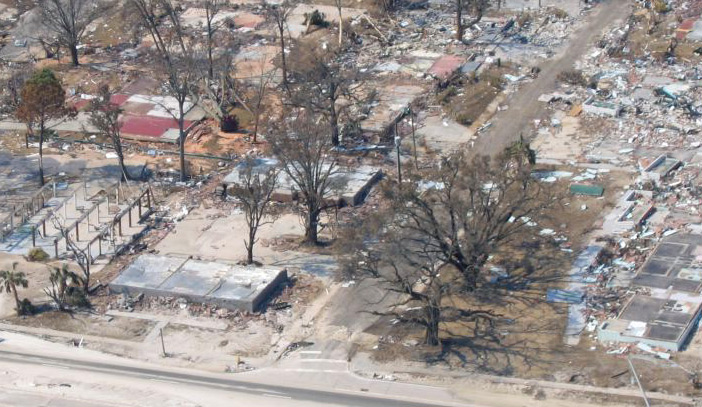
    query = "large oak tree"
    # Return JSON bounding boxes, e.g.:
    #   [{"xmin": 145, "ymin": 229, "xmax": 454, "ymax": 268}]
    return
[{"xmin": 342, "ymin": 141, "xmax": 552, "ymax": 345}]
